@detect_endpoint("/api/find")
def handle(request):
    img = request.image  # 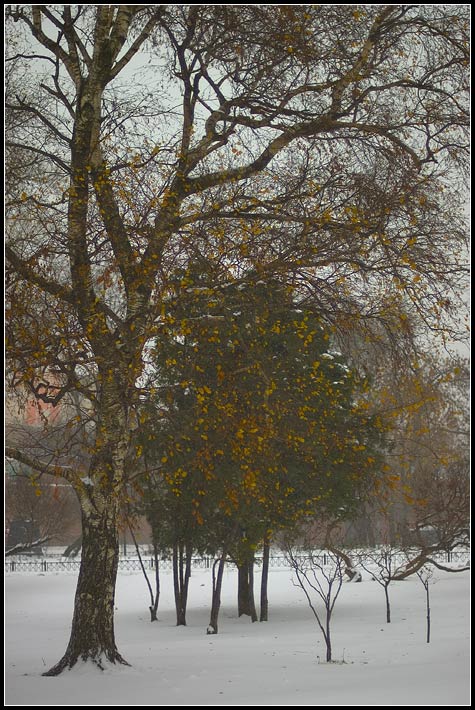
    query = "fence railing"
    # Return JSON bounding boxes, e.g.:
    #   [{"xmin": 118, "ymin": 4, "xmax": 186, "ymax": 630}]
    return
[
  {"xmin": 4, "ymin": 556, "xmax": 213, "ymax": 574},
  {"xmin": 4, "ymin": 548, "xmax": 470, "ymax": 574}
]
